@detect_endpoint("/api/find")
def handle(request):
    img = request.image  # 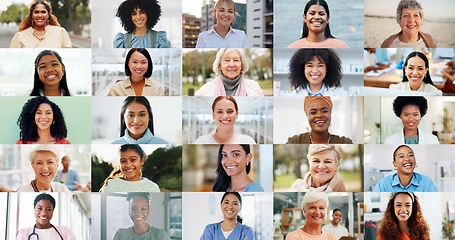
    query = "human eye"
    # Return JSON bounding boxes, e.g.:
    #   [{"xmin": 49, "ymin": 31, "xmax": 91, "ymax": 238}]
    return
[
  {"xmin": 216, "ymin": 110, "xmax": 223, "ymax": 114},
  {"xmin": 319, "ymin": 11, "xmax": 326, "ymax": 16},
  {"xmin": 409, "ymin": 153, "xmax": 414, "ymax": 157},
  {"xmin": 120, "ymin": 159, "xmax": 126, "ymax": 164},
  {"xmin": 233, "ymin": 153, "xmax": 239, "ymax": 157},
  {"xmin": 127, "ymin": 113, "xmax": 134, "ymax": 118},
  {"xmin": 312, "ymin": 159, "xmax": 320, "ymax": 164},
  {"xmin": 309, "ymin": 110, "xmax": 316, "ymax": 115},
  {"xmin": 139, "ymin": 113, "xmax": 146, "ymax": 117},
  {"xmin": 227, "ymin": 109, "xmax": 234, "ymax": 114},
  {"xmin": 221, "ymin": 153, "xmax": 227, "ymax": 158},
  {"xmin": 322, "ymin": 109, "xmax": 329, "ymax": 113}
]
